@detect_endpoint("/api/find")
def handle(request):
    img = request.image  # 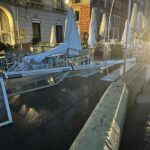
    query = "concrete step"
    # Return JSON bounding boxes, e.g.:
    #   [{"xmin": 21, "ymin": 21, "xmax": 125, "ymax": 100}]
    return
[{"xmin": 136, "ymin": 95, "xmax": 150, "ymax": 104}]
